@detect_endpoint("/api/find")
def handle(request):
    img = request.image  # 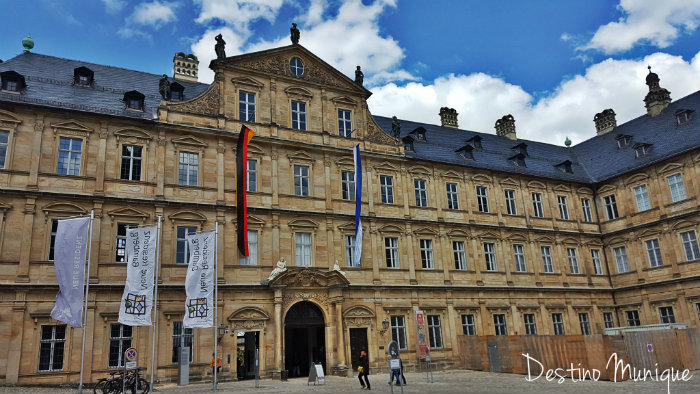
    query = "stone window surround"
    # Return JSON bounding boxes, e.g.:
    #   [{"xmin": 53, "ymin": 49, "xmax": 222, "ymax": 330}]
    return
[
  {"xmin": 171, "ymin": 135, "xmax": 208, "ymax": 188},
  {"xmin": 167, "ymin": 210, "xmax": 207, "ymax": 266},
  {"xmin": 0, "ymin": 110, "xmax": 21, "ymax": 171},
  {"xmin": 113, "ymin": 128, "xmax": 153, "ymax": 183},
  {"xmin": 233, "ymin": 215, "xmax": 265, "ymax": 266},
  {"xmin": 289, "ymin": 219, "xmax": 318, "ymax": 267}
]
